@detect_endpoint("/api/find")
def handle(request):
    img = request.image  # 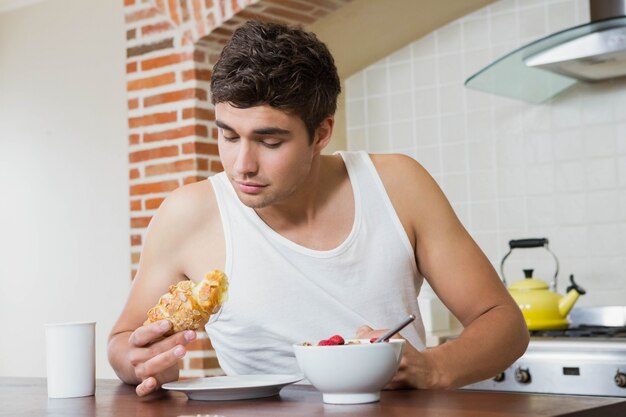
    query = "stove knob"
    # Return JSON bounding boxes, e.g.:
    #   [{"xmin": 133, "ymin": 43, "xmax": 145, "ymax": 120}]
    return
[
  {"xmin": 493, "ymin": 372, "xmax": 505, "ymax": 382},
  {"xmin": 615, "ymin": 371, "xmax": 626, "ymax": 388},
  {"xmin": 515, "ymin": 367, "xmax": 531, "ymax": 384}
]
